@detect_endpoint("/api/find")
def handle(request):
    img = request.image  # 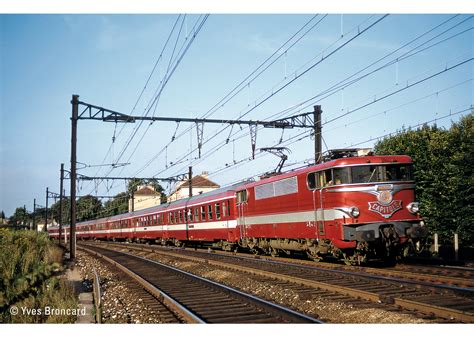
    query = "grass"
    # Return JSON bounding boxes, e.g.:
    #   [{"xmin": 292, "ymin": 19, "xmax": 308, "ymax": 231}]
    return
[{"xmin": 0, "ymin": 229, "xmax": 78, "ymax": 323}]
